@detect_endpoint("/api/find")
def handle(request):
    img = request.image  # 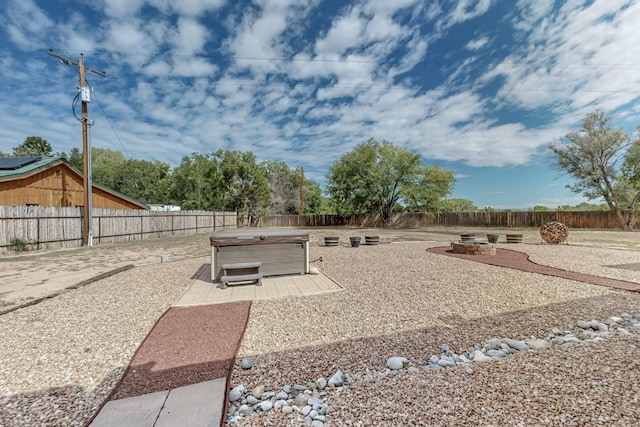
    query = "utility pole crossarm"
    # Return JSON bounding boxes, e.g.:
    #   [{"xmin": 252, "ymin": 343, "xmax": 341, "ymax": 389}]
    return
[{"xmin": 48, "ymin": 50, "xmax": 107, "ymax": 78}]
